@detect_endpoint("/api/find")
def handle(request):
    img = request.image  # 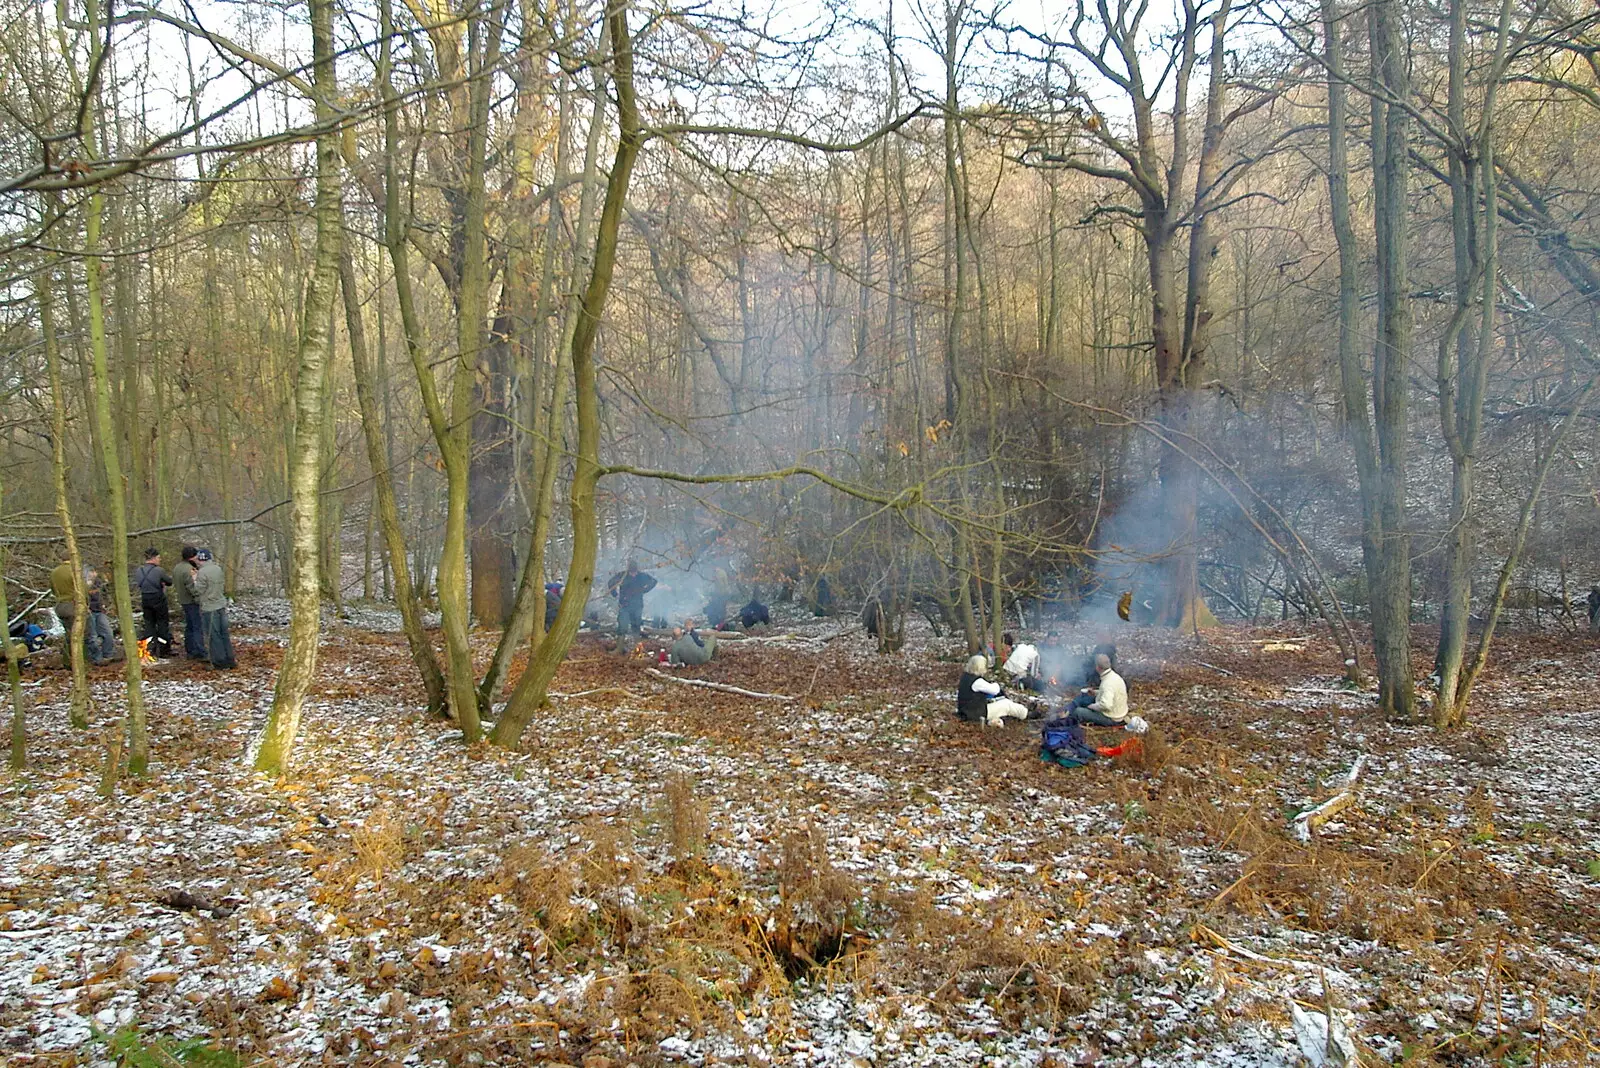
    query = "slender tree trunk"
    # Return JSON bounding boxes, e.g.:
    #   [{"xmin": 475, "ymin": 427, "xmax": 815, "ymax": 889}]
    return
[
  {"xmin": 340, "ymin": 247, "xmax": 448, "ymax": 715},
  {"xmin": 1437, "ymin": 0, "xmax": 1515, "ymax": 726},
  {"xmin": 0, "ymin": 471, "xmax": 24, "ymax": 768},
  {"xmin": 42, "ymin": 253, "xmax": 93, "ymax": 727},
  {"xmin": 1321, "ymin": 0, "xmax": 1373, "ymax": 686},
  {"xmin": 87, "ymin": 187, "xmax": 148, "ymax": 786},
  {"xmin": 254, "ymin": 0, "xmax": 341, "ymax": 775},
  {"xmin": 491, "ymin": 0, "xmax": 641, "ymax": 747},
  {"xmin": 1368, "ymin": 0, "xmax": 1416, "ymax": 719},
  {"xmin": 478, "ymin": 44, "xmax": 607, "ymax": 709}
]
